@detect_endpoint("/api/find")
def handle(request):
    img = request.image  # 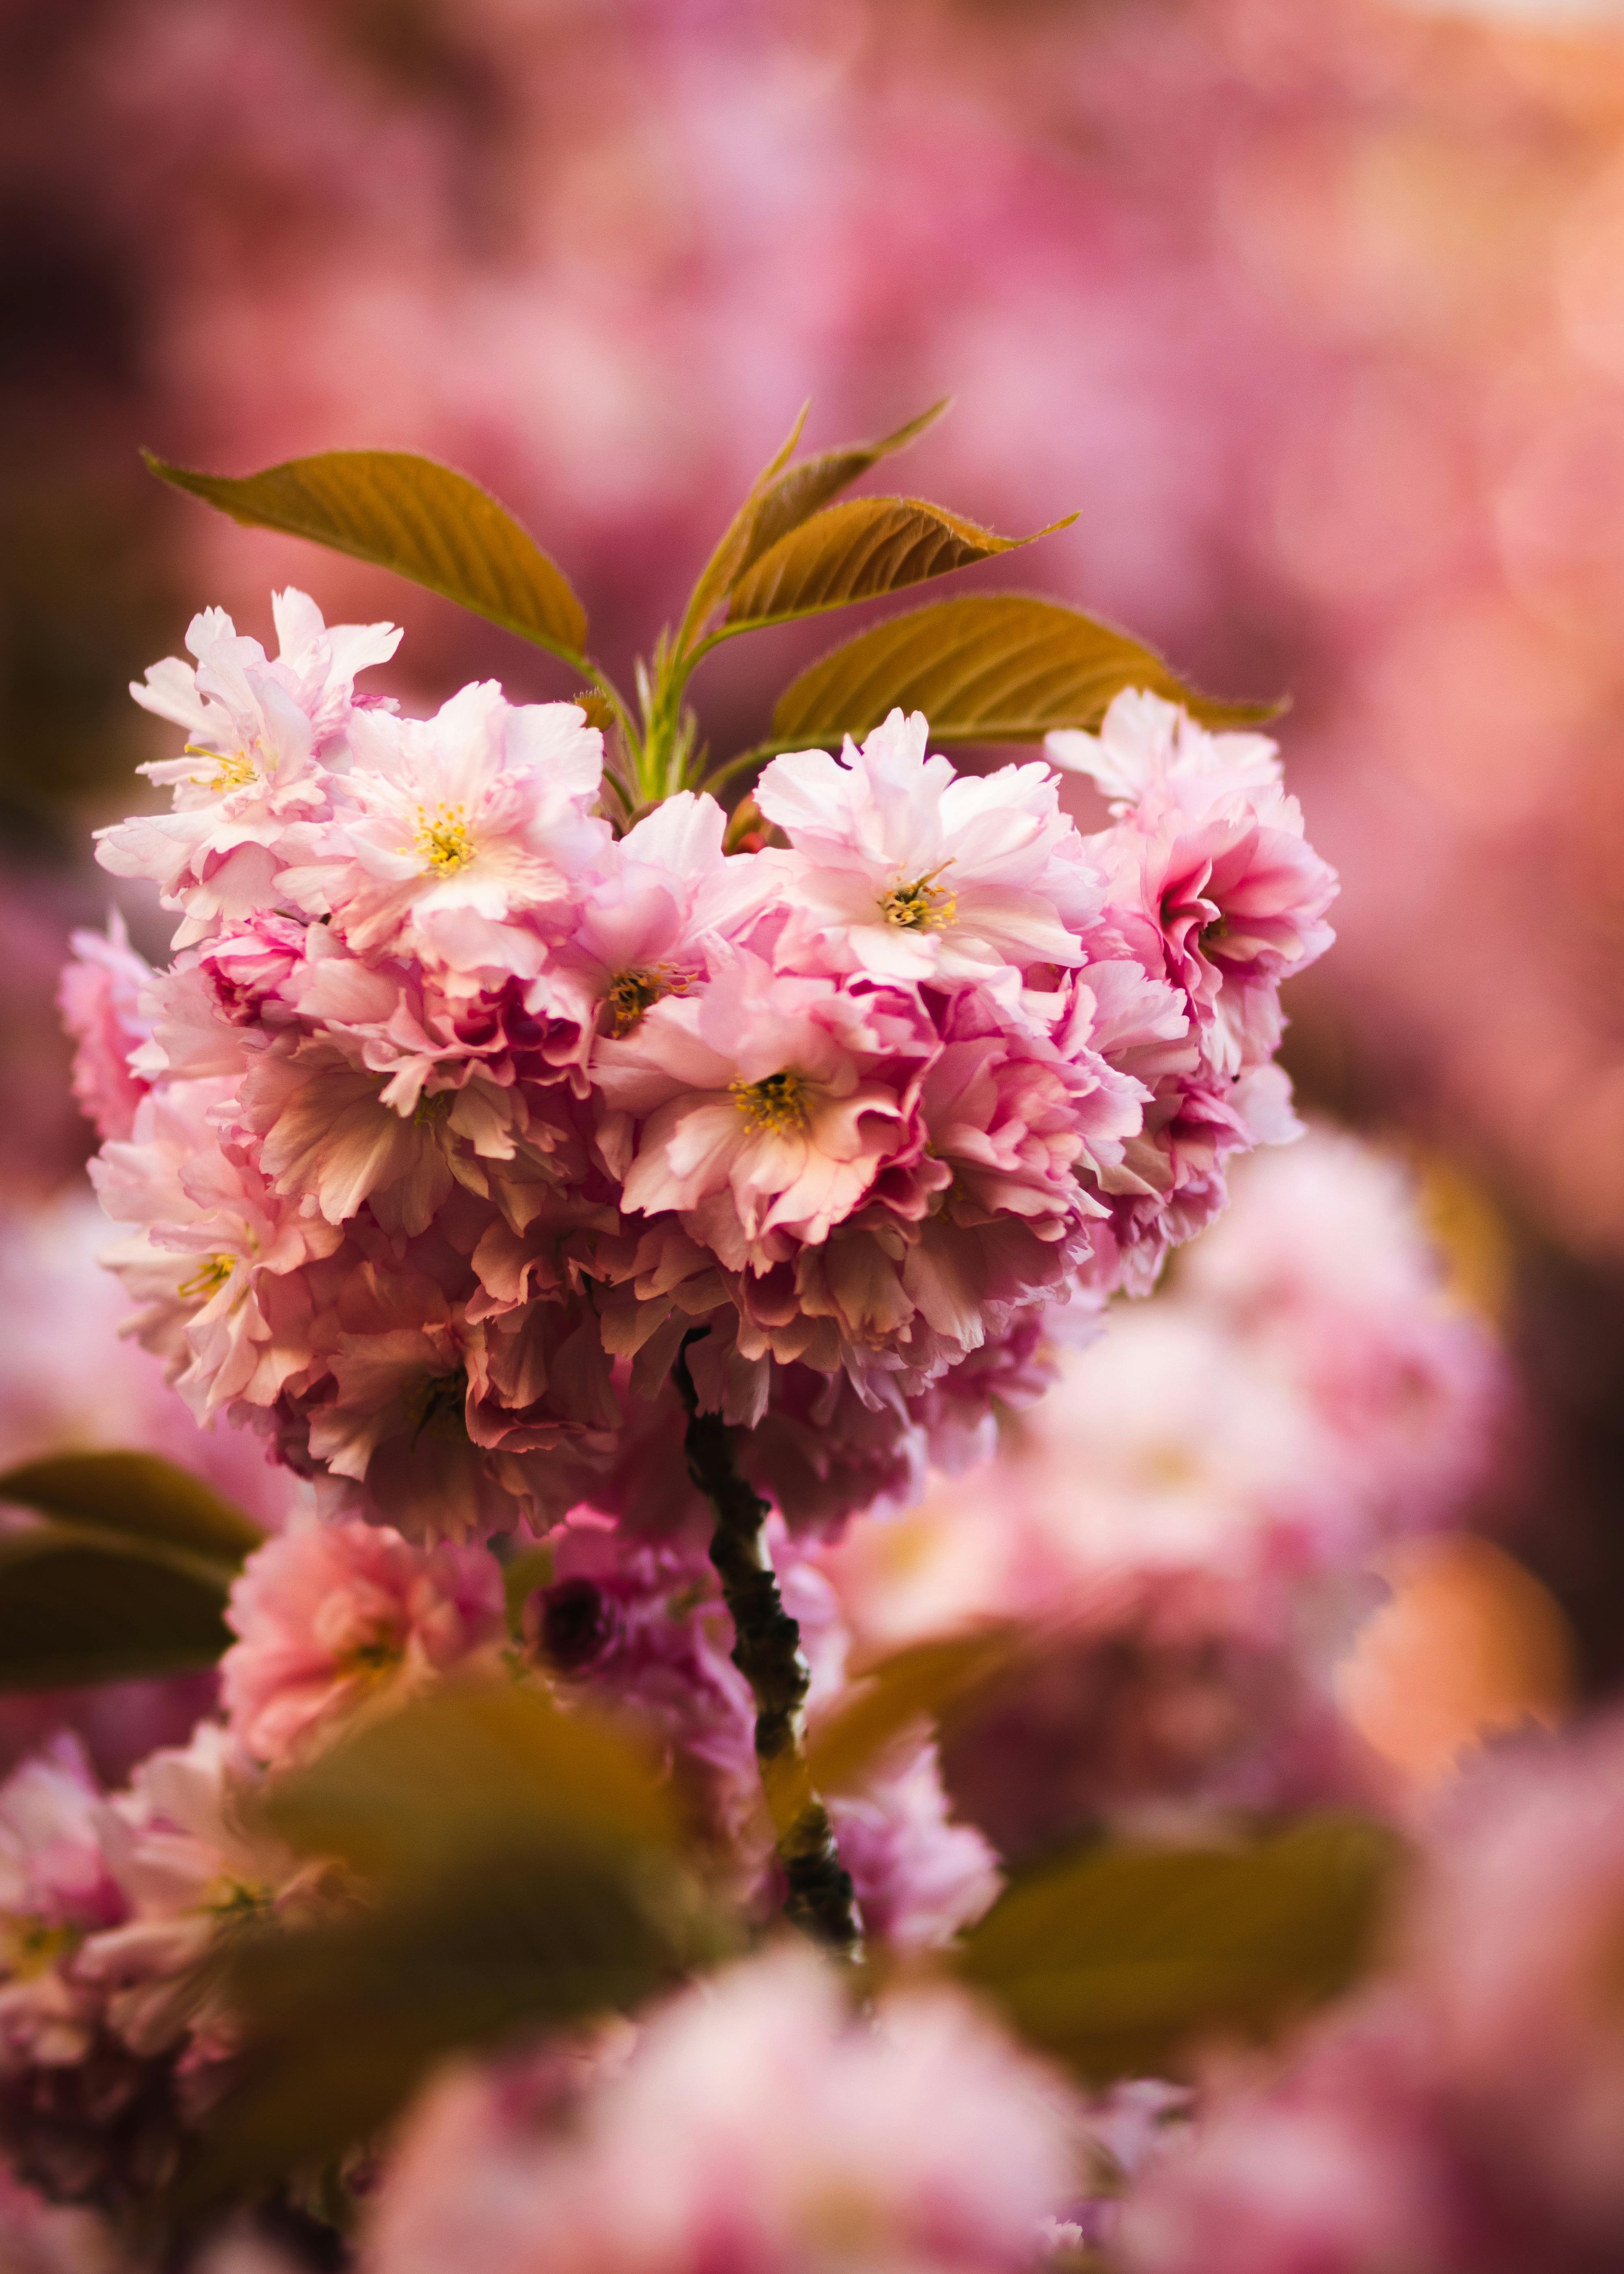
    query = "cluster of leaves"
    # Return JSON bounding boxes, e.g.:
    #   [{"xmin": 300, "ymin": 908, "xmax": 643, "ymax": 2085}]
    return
[
  {"xmin": 0, "ymin": 1460, "xmax": 1398, "ymax": 2224},
  {"xmin": 0, "ymin": 1452, "xmax": 261, "ymax": 1688},
  {"xmin": 146, "ymin": 397, "xmax": 1276, "ymax": 815}
]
